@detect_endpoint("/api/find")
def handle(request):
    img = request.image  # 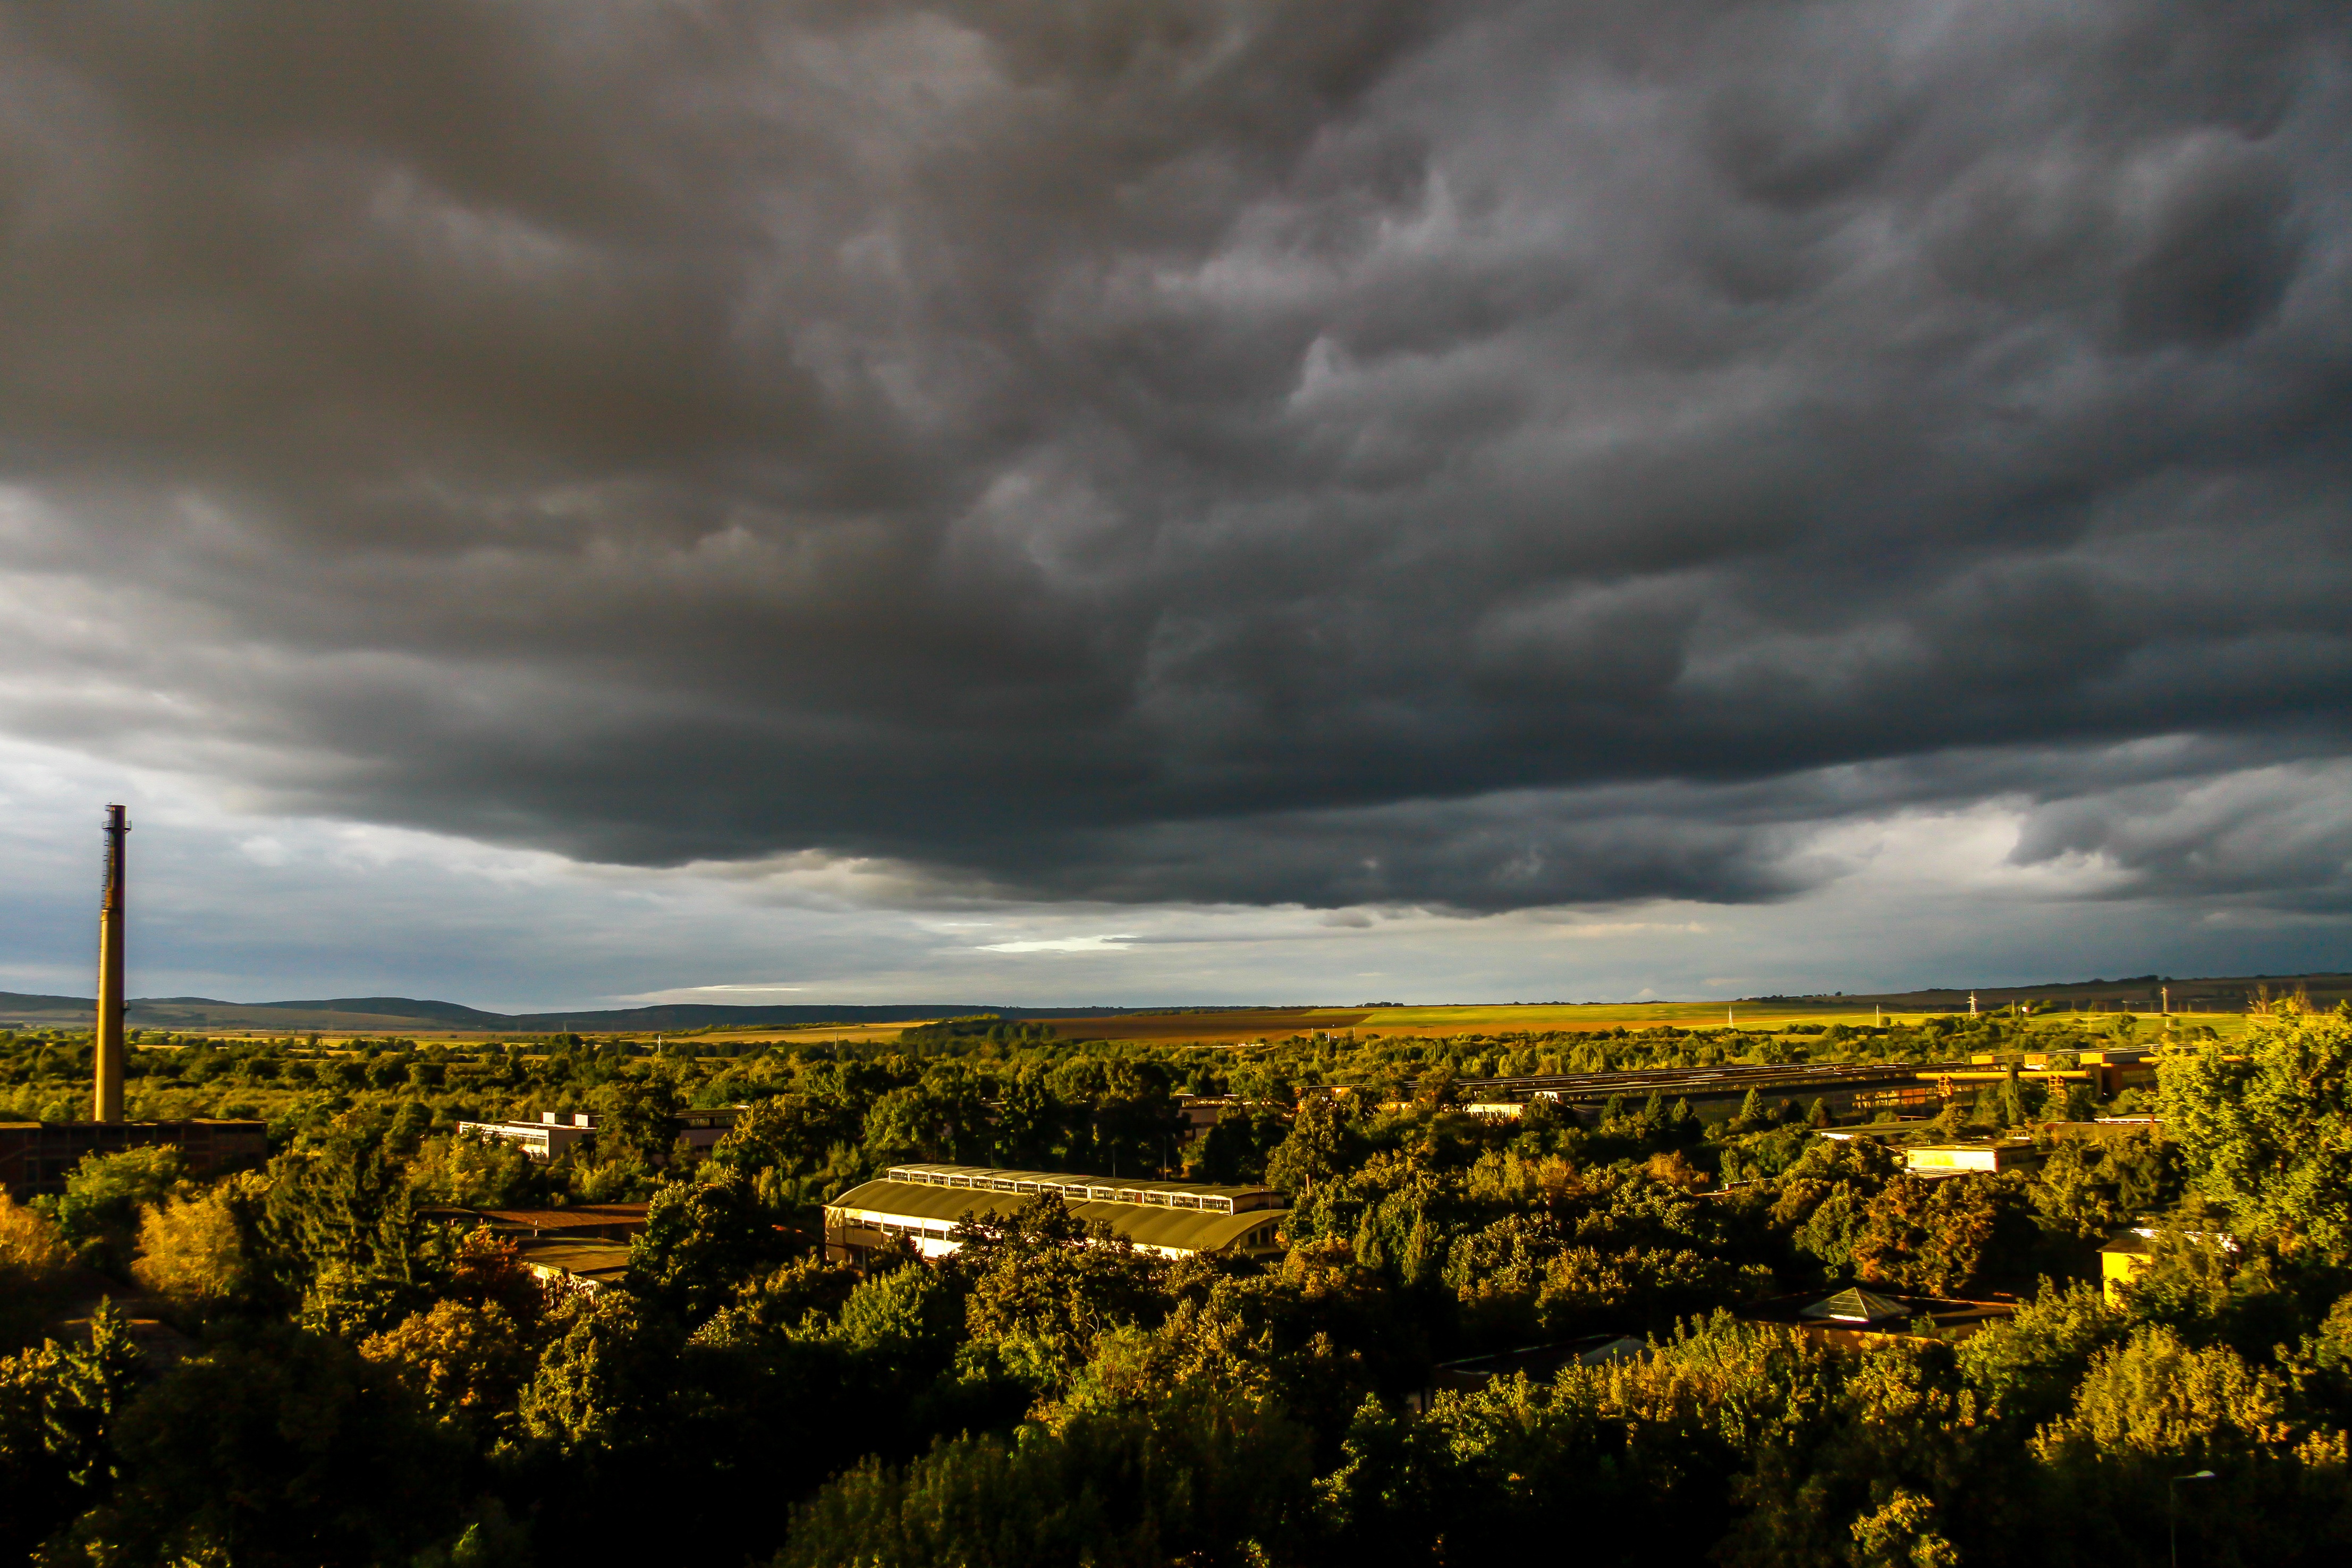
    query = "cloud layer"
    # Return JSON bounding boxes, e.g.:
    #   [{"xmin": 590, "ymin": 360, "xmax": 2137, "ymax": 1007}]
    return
[{"xmin": 2, "ymin": 1, "xmax": 2348, "ymax": 926}]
